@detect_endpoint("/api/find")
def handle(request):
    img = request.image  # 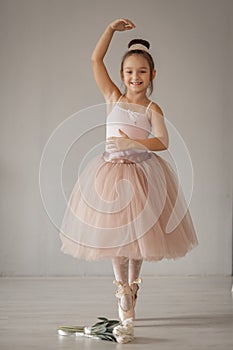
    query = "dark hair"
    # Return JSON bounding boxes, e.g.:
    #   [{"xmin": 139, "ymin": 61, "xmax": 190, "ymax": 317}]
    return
[{"xmin": 120, "ymin": 39, "xmax": 155, "ymax": 95}]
